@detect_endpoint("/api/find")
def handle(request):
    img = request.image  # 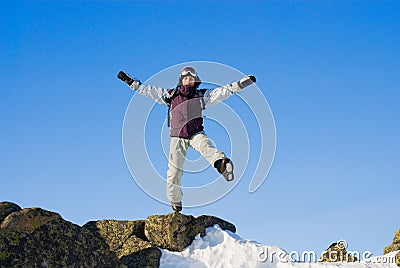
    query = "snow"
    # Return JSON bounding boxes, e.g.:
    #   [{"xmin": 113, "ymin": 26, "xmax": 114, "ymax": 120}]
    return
[{"xmin": 160, "ymin": 225, "xmax": 399, "ymax": 268}]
